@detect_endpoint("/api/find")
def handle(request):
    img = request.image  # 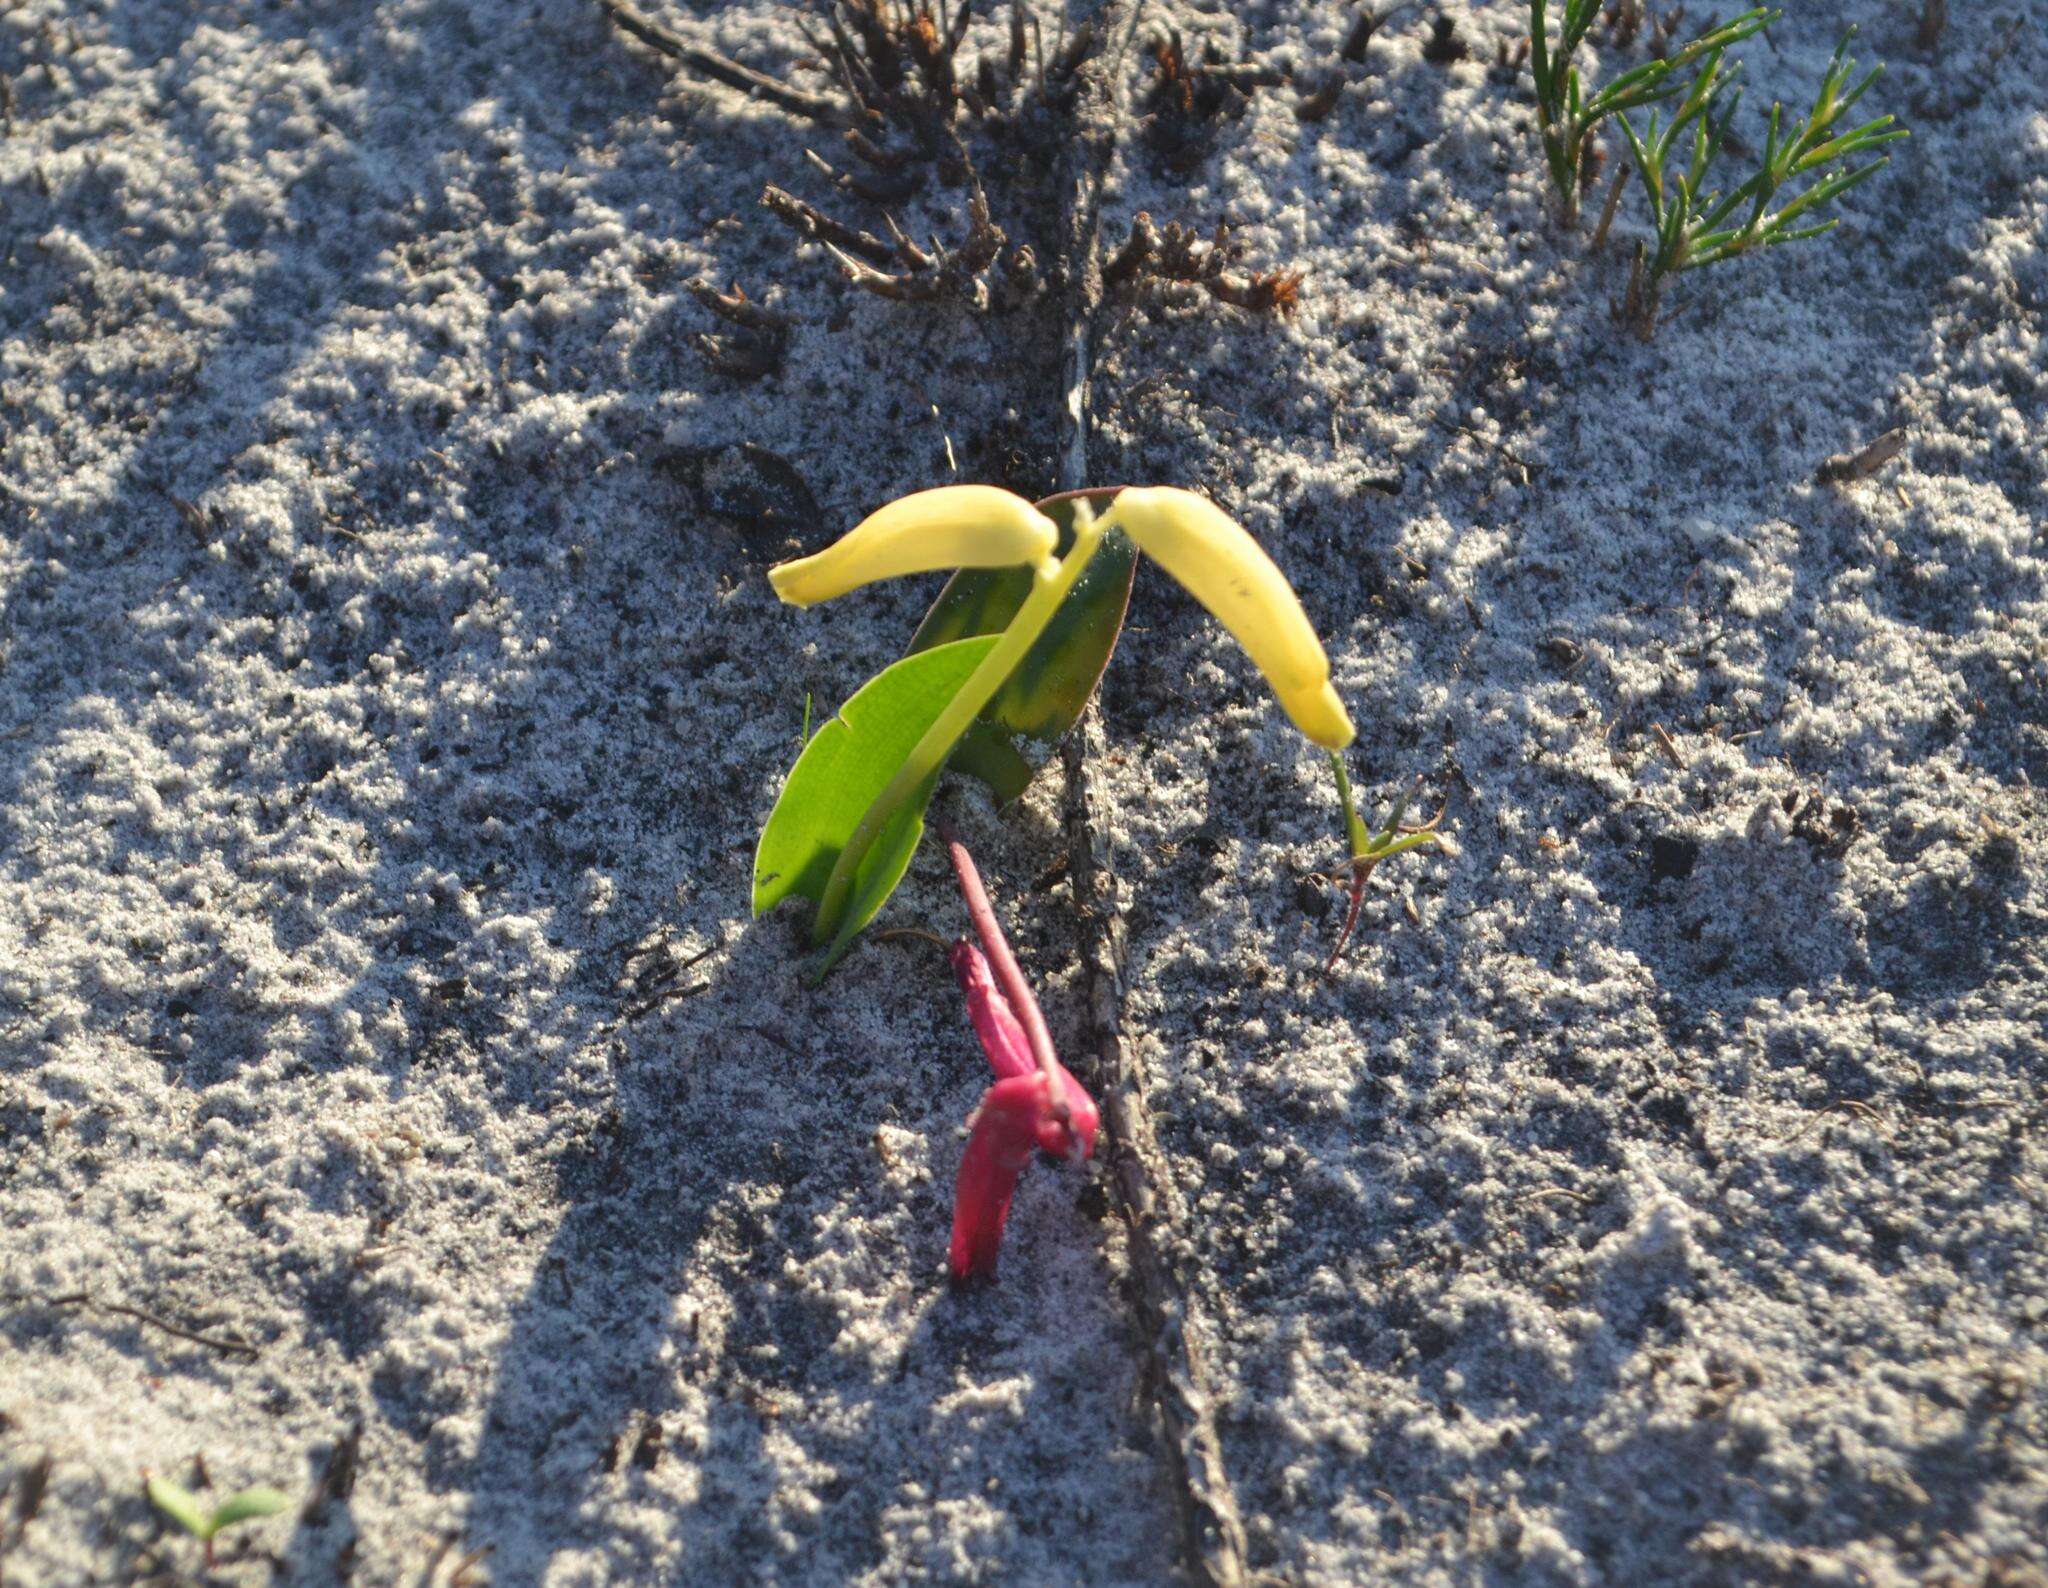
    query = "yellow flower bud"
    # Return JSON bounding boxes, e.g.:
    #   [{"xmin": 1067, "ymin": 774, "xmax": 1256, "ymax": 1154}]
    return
[
  {"xmin": 1103, "ymin": 486, "xmax": 1356, "ymax": 749},
  {"xmin": 768, "ymin": 485, "xmax": 1059, "ymax": 608}
]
